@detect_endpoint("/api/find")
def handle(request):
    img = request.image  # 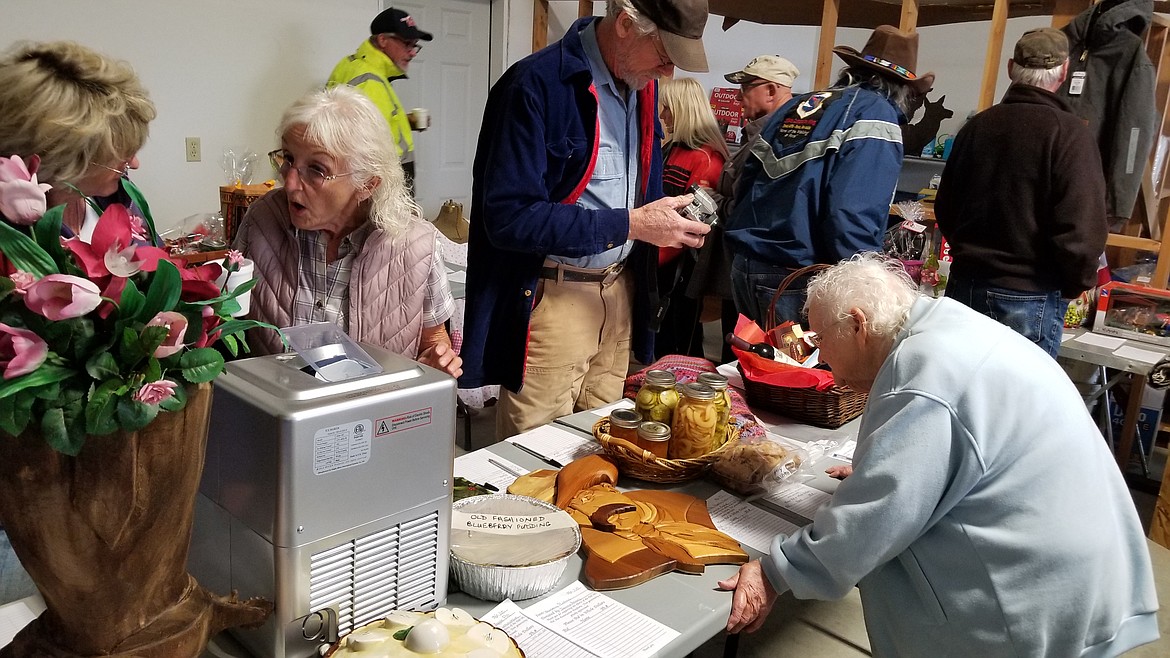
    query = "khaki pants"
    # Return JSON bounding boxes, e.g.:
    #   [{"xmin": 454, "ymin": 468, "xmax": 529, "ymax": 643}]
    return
[{"xmin": 496, "ymin": 269, "xmax": 633, "ymax": 439}]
